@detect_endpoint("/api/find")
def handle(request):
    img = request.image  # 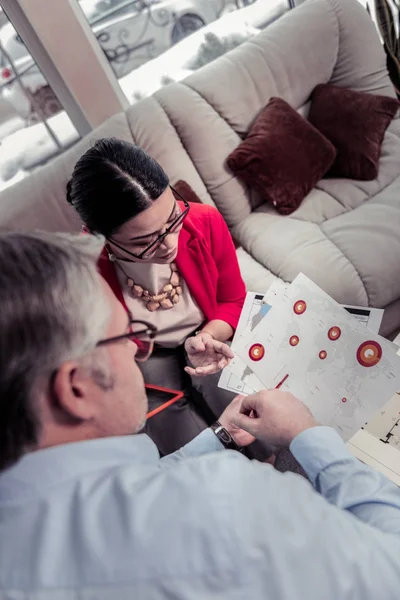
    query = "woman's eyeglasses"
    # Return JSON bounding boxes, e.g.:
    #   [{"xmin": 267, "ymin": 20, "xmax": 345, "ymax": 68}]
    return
[
  {"xmin": 97, "ymin": 319, "xmax": 157, "ymax": 362},
  {"xmin": 107, "ymin": 187, "xmax": 190, "ymax": 260}
]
